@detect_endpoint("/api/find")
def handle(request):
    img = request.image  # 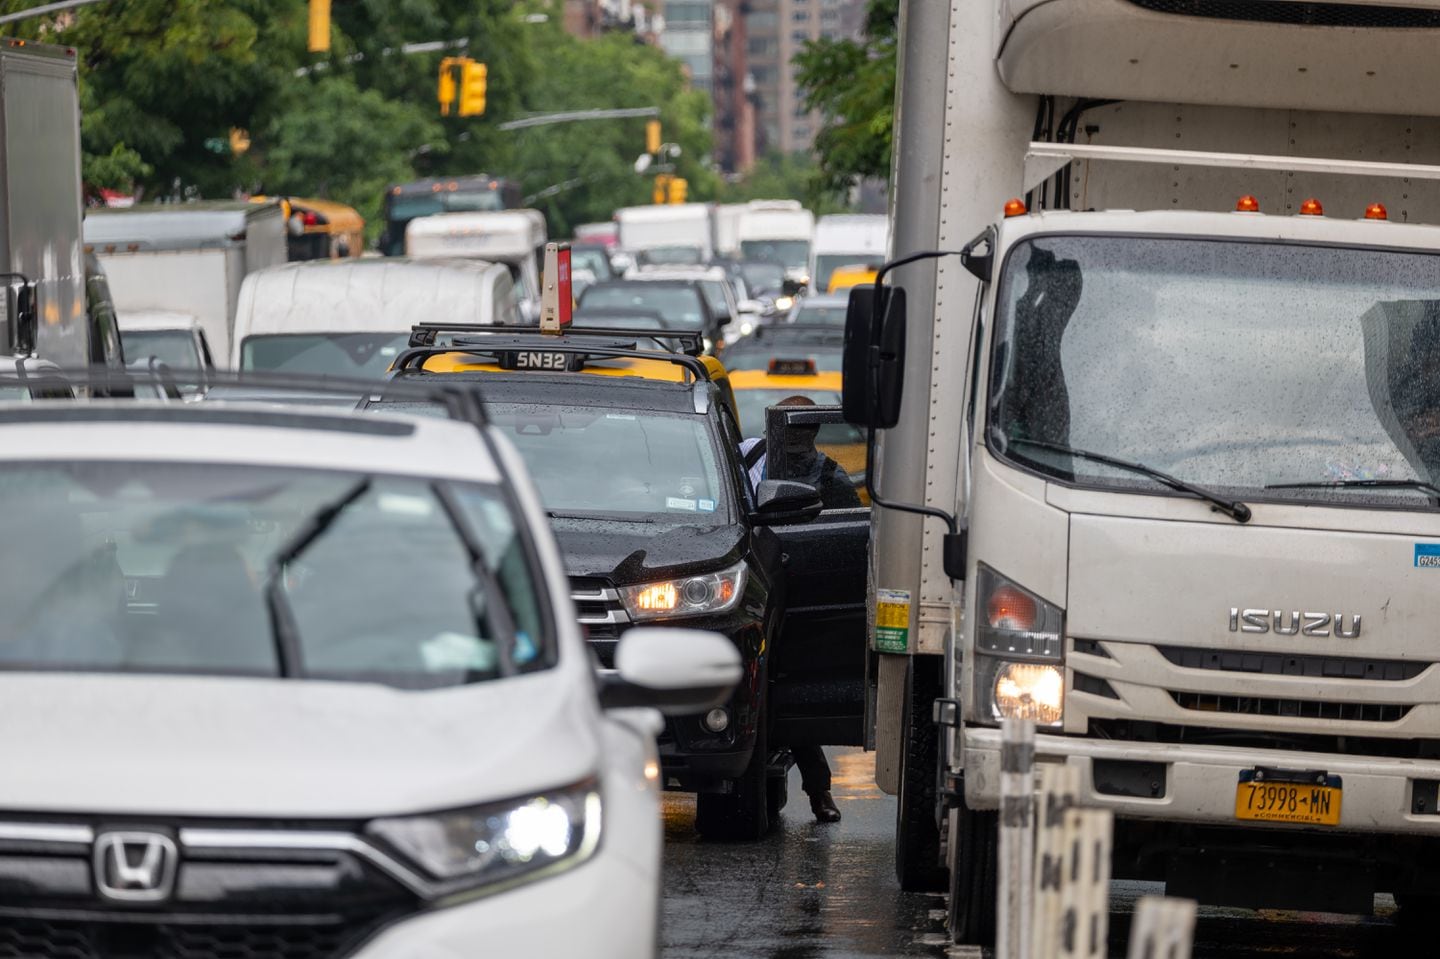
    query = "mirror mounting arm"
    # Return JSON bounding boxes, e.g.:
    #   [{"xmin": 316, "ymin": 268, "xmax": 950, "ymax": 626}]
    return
[{"xmin": 867, "ymin": 250, "xmax": 969, "ymax": 582}]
